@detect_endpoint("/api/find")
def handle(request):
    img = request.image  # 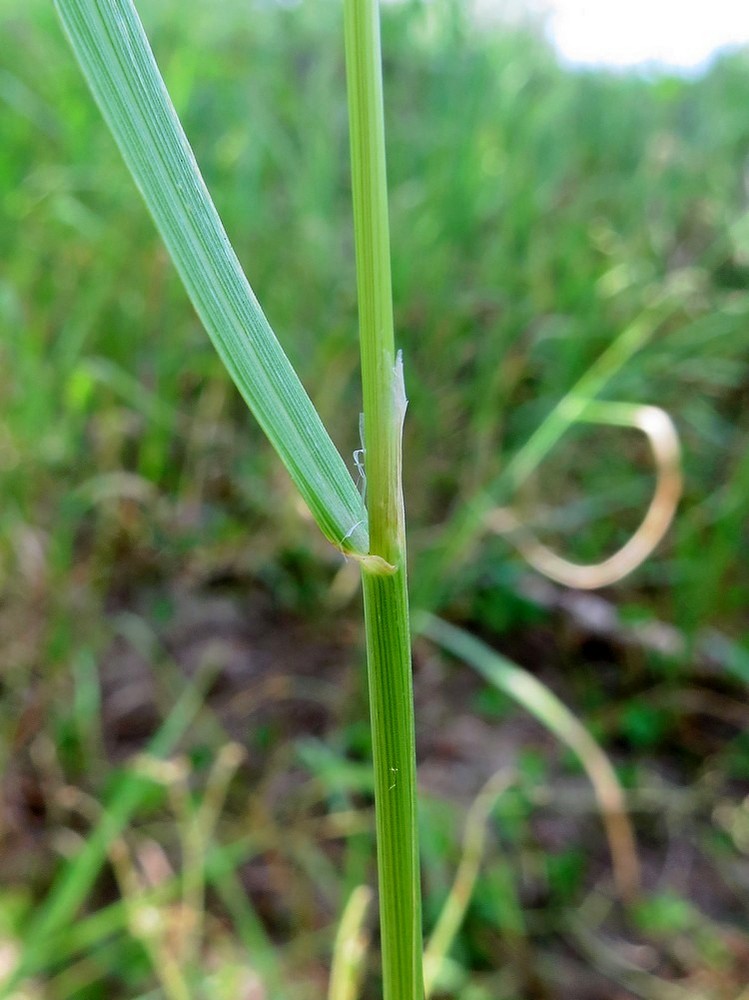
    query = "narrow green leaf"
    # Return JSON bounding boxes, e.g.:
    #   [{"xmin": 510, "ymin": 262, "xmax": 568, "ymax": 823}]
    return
[
  {"xmin": 419, "ymin": 613, "xmax": 640, "ymax": 901},
  {"xmin": 54, "ymin": 0, "xmax": 368, "ymax": 556}
]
